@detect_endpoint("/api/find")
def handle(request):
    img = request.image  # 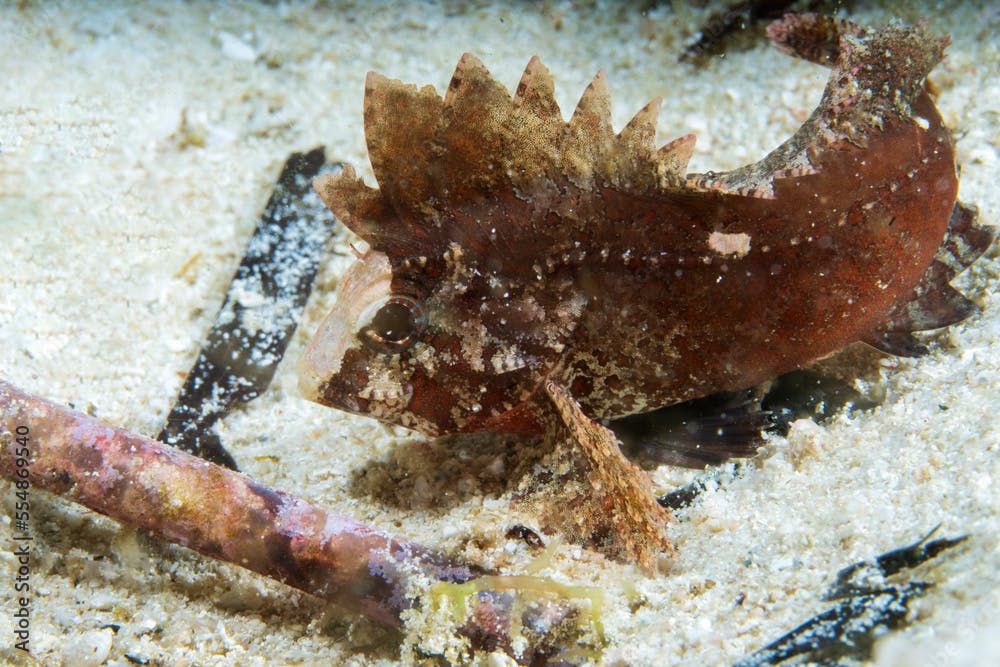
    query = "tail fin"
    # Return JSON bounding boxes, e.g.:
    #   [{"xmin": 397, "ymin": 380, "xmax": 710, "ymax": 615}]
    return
[
  {"xmin": 688, "ymin": 14, "xmax": 949, "ymax": 199},
  {"xmin": 864, "ymin": 202, "xmax": 997, "ymax": 357}
]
